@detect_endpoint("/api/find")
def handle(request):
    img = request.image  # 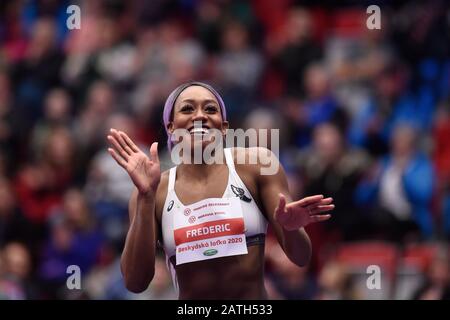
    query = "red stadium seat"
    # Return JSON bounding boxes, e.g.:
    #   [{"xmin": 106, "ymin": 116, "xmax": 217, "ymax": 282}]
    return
[
  {"xmin": 401, "ymin": 243, "xmax": 440, "ymax": 272},
  {"xmin": 394, "ymin": 243, "xmax": 441, "ymax": 299},
  {"xmin": 335, "ymin": 241, "xmax": 399, "ymax": 279},
  {"xmin": 333, "ymin": 241, "xmax": 399, "ymax": 299}
]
